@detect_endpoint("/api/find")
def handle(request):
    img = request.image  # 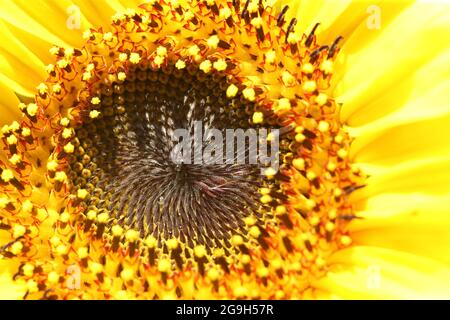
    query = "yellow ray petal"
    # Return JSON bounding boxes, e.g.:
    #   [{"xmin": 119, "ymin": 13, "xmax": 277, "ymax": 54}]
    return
[
  {"xmin": 350, "ymin": 193, "xmax": 450, "ymax": 264},
  {"xmin": 350, "ymin": 112, "xmax": 450, "ymax": 166},
  {"xmin": 0, "ymin": 20, "xmax": 47, "ymax": 97},
  {"xmin": 334, "ymin": 2, "xmax": 450, "ymax": 124},
  {"xmin": 354, "ymin": 155, "xmax": 450, "ymax": 199},
  {"xmin": 314, "ymin": 246, "xmax": 450, "ymax": 299},
  {"xmin": 0, "ymin": 1, "xmax": 76, "ymax": 47},
  {"xmin": 0, "ymin": 81, "xmax": 21, "ymax": 125},
  {"xmin": 347, "ymin": 46, "xmax": 450, "ymax": 154}
]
